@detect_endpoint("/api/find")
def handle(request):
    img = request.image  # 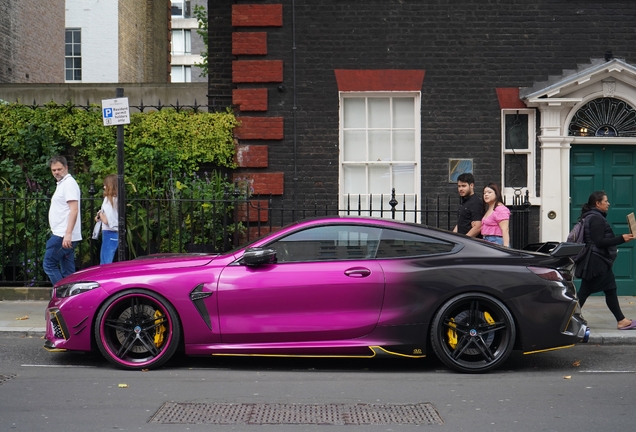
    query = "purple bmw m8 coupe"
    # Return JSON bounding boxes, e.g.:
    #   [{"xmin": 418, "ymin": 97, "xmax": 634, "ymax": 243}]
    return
[{"xmin": 44, "ymin": 216, "xmax": 588, "ymax": 373}]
